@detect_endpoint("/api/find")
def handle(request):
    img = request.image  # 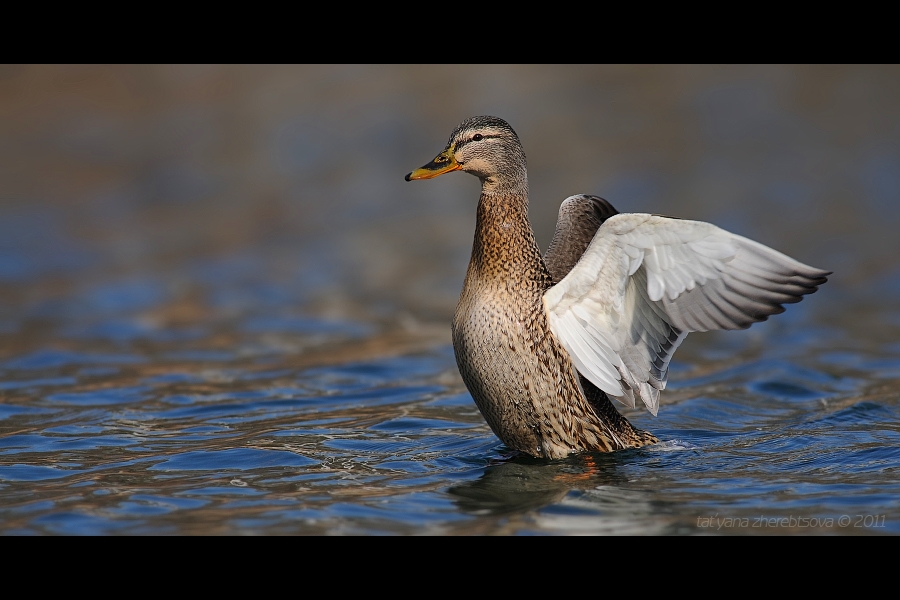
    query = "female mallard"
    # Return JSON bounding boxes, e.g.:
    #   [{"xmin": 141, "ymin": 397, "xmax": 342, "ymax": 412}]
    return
[{"xmin": 405, "ymin": 116, "xmax": 829, "ymax": 459}]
